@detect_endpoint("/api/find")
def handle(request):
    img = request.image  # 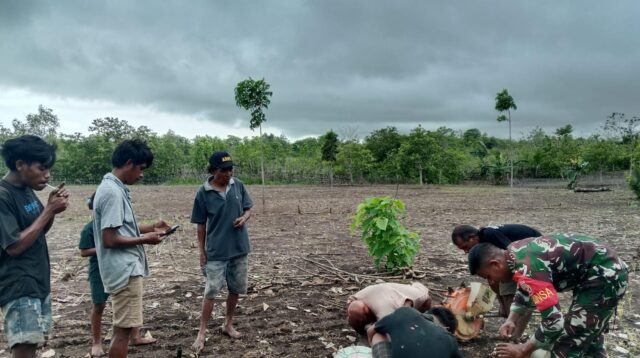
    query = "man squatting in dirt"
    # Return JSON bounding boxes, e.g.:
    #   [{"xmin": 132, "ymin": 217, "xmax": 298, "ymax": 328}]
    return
[
  {"xmin": 0, "ymin": 135, "xmax": 69, "ymax": 358},
  {"xmin": 191, "ymin": 151, "xmax": 253, "ymax": 354},
  {"xmin": 452, "ymin": 224, "xmax": 542, "ymax": 336},
  {"xmin": 469, "ymin": 234, "xmax": 628, "ymax": 358},
  {"xmin": 78, "ymin": 192, "xmax": 156, "ymax": 357},
  {"xmin": 92, "ymin": 139, "xmax": 173, "ymax": 358}
]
